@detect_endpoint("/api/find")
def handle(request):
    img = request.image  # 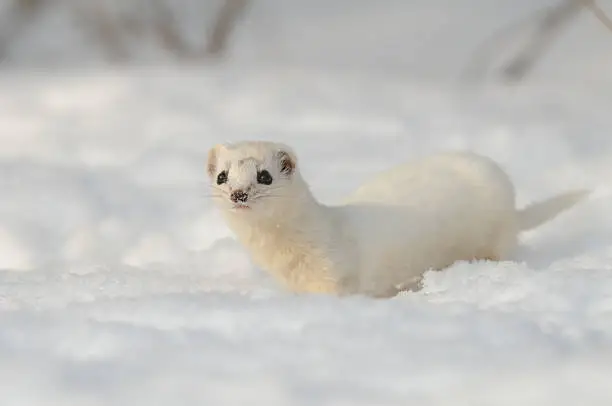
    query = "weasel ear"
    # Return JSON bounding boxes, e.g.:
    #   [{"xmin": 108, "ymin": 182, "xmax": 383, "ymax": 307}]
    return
[
  {"xmin": 207, "ymin": 144, "xmax": 225, "ymax": 179},
  {"xmin": 276, "ymin": 147, "xmax": 297, "ymax": 176}
]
